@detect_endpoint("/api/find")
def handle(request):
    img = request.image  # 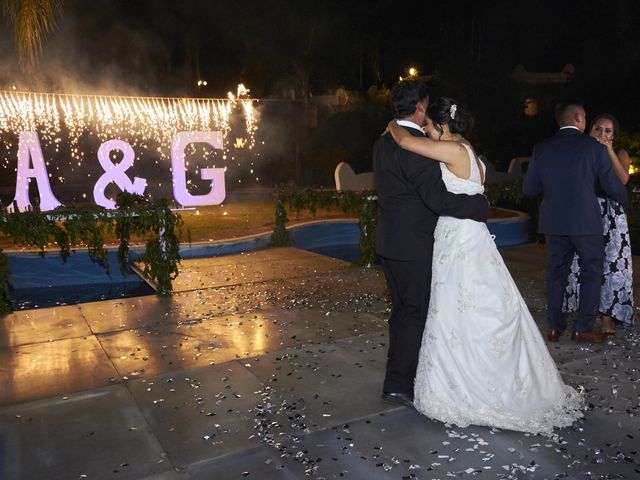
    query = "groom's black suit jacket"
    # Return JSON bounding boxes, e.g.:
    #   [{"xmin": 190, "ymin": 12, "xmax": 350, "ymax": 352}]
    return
[{"xmin": 373, "ymin": 126, "xmax": 488, "ymax": 261}]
